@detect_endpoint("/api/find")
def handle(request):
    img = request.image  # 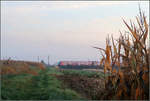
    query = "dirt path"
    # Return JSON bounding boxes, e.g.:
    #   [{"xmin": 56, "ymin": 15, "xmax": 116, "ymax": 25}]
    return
[{"xmin": 56, "ymin": 74, "xmax": 105, "ymax": 100}]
